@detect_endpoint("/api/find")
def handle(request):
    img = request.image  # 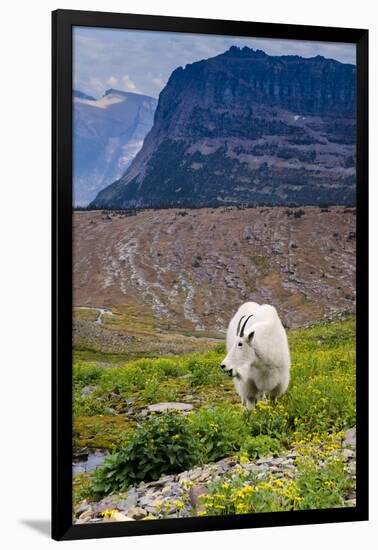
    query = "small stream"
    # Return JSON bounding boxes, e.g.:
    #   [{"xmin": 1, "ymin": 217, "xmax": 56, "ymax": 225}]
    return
[
  {"xmin": 76, "ymin": 306, "xmax": 114, "ymax": 324},
  {"xmin": 73, "ymin": 450, "xmax": 108, "ymax": 475}
]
